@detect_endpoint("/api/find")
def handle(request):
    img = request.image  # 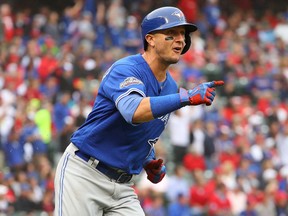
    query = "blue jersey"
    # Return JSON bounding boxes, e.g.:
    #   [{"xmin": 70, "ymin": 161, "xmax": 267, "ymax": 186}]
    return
[{"xmin": 71, "ymin": 54, "xmax": 178, "ymax": 174}]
